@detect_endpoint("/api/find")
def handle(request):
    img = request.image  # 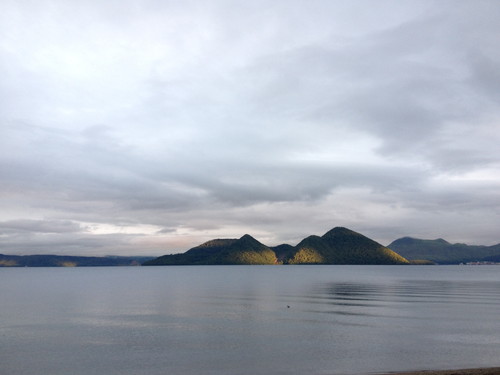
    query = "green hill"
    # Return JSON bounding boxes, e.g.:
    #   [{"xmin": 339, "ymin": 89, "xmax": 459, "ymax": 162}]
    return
[
  {"xmin": 144, "ymin": 235, "xmax": 278, "ymax": 265},
  {"xmin": 387, "ymin": 237, "xmax": 500, "ymax": 264},
  {"xmin": 144, "ymin": 227, "xmax": 409, "ymax": 266},
  {"xmin": 287, "ymin": 227, "xmax": 409, "ymax": 265}
]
